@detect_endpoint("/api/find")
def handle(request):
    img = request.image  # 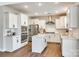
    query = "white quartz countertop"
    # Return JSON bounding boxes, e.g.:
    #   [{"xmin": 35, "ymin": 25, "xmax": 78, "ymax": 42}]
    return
[
  {"xmin": 33, "ymin": 33, "xmax": 55, "ymax": 37},
  {"xmin": 32, "ymin": 34, "xmax": 47, "ymax": 40},
  {"xmin": 33, "ymin": 34, "xmax": 46, "ymax": 37},
  {"xmin": 61, "ymin": 36, "xmax": 79, "ymax": 40}
]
